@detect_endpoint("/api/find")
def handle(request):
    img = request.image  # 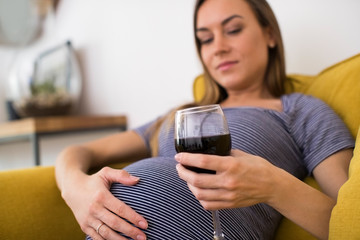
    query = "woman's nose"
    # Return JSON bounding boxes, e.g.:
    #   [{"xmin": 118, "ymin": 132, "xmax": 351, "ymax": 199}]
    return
[{"xmin": 213, "ymin": 35, "xmax": 230, "ymax": 56}]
